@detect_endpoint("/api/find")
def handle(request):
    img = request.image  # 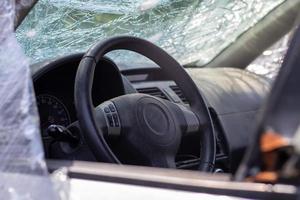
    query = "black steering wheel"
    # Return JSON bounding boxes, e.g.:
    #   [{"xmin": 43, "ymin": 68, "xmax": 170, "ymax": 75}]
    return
[{"xmin": 74, "ymin": 36, "xmax": 216, "ymax": 171}]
